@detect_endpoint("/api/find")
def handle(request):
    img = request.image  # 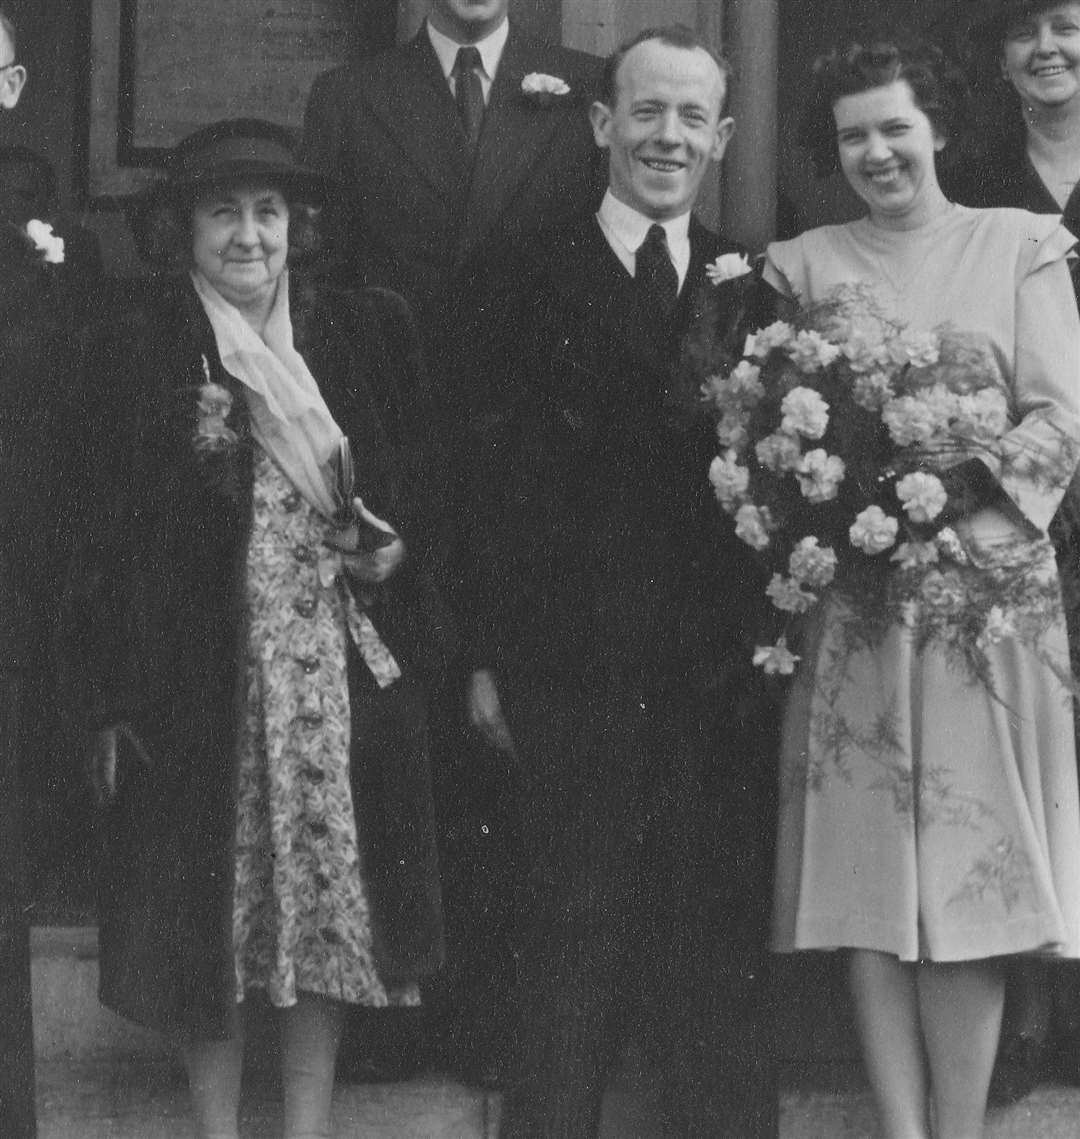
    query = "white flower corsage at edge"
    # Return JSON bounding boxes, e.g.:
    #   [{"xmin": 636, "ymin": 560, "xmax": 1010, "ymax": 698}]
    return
[
  {"xmin": 25, "ymin": 218, "xmax": 64, "ymax": 264},
  {"xmin": 521, "ymin": 73, "xmax": 571, "ymax": 102},
  {"xmin": 705, "ymin": 252, "xmax": 752, "ymax": 285}
]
